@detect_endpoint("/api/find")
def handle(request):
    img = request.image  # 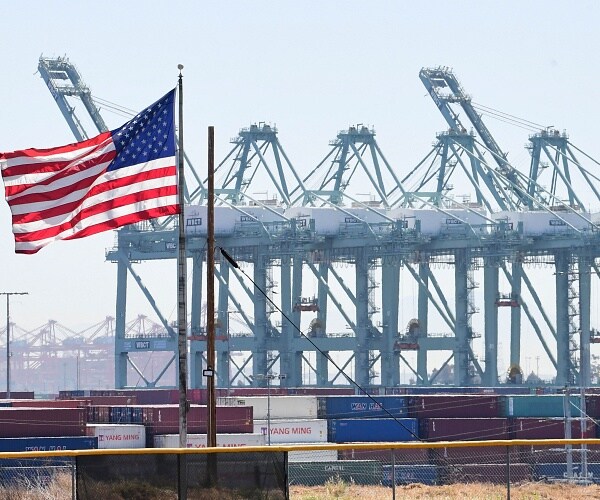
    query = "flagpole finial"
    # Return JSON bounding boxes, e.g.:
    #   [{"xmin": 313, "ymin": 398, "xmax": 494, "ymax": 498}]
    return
[{"xmin": 178, "ymin": 64, "xmax": 184, "ymax": 76}]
